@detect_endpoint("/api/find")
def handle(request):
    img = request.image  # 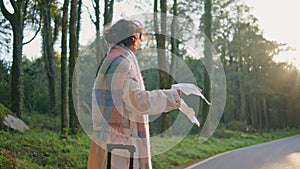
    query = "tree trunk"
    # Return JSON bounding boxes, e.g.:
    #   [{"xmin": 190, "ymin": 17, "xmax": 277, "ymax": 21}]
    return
[
  {"xmin": 154, "ymin": 0, "xmax": 172, "ymax": 137},
  {"xmin": 239, "ymin": 58, "xmax": 246, "ymax": 124},
  {"xmin": 77, "ymin": 0, "xmax": 82, "ymax": 45},
  {"xmin": 257, "ymin": 96, "xmax": 263, "ymax": 131},
  {"xmin": 11, "ymin": 26, "xmax": 23, "ymax": 118},
  {"xmin": 286, "ymin": 96, "xmax": 292, "ymax": 128},
  {"xmin": 93, "ymin": 0, "xmax": 102, "ymax": 62},
  {"xmin": 251, "ymin": 95, "xmax": 258, "ymax": 129},
  {"xmin": 201, "ymin": 0, "xmax": 212, "ymax": 125},
  {"xmin": 61, "ymin": 0, "xmax": 70, "ymax": 133},
  {"xmin": 104, "ymin": 0, "xmax": 114, "ymax": 25},
  {"xmin": 69, "ymin": 0, "xmax": 80, "ymax": 133},
  {"xmin": 262, "ymin": 95, "xmax": 268, "ymax": 131},
  {"xmin": 161, "ymin": 0, "xmax": 171, "ymax": 137},
  {"xmin": 170, "ymin": 0, "xmax": 178, "ymax": 82},
  {"xmin": 41, "ymin": 0, "xmax": 56, "ymax": 111},
  {"xmin": 0, "ymin": 0, "xmax": 25, "ymax": 118}
]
